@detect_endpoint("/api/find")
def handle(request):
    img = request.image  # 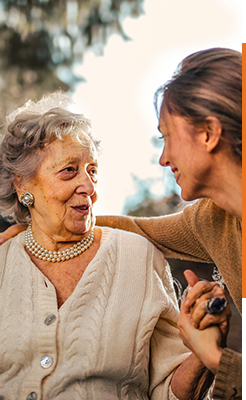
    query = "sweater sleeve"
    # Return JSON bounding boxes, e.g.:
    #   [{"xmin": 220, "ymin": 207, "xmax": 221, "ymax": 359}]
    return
[
  {"xmin": 148, "ymin": 246, "xmax": 191, "ymax": 399},
  {"xmin": 146, "ymin": 245, "xmax": 213, "ymax": 400},
  {"xmin": 96, "ymin": 199, "xmax": 214, "ymax": 263},
  {"xmin": 148, "ymin": 250, "xmax": 213, "ymax": 400},
  {"xmin": 212, "ymin": 348, "xmax": 242, "ymax": 399}
]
